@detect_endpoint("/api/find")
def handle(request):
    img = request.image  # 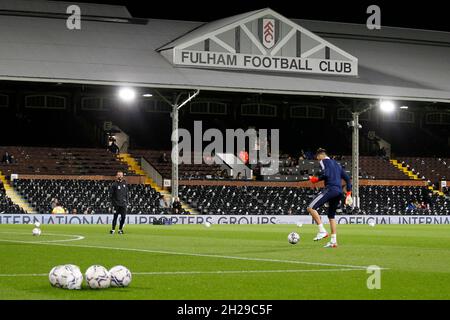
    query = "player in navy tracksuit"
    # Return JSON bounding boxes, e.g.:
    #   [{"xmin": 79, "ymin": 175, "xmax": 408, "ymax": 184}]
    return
[{"xmin": 307, "ymin": 148, "xmax": 352, "ymax": 248}]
